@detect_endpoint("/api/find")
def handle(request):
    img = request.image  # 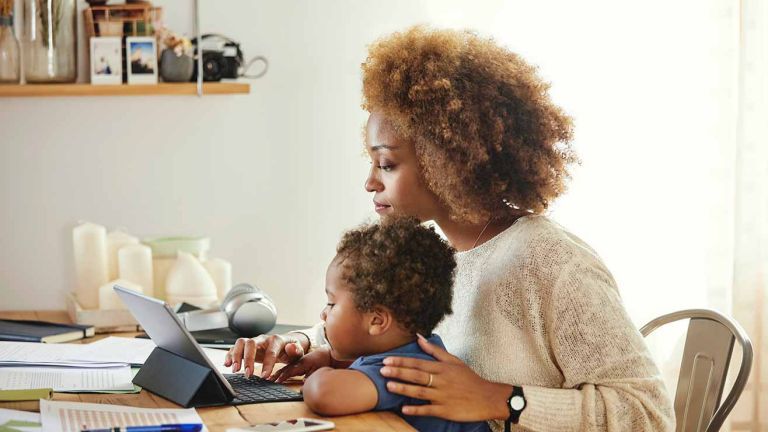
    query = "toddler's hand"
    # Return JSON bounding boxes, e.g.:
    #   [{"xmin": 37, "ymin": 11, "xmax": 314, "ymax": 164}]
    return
[{"xmin": 270, "ymin": 346, "xmax": 338, "ymax": 383}]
